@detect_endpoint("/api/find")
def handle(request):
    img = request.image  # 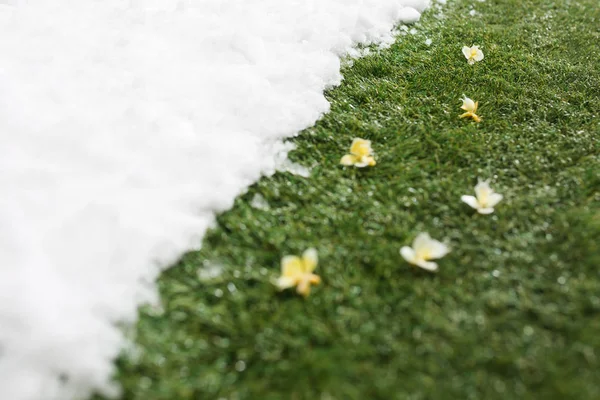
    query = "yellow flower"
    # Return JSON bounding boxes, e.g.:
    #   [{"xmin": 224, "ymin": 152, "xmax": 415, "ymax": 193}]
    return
[
  {"xmin": 461, "ymin": 179, "xmax": 503, "ymax": 214},
  {"xmin": 462, "ymin": 45, "xmax": 484, "ymax": 65},
  {"xmin": 275, "ymin": 248, "xmax": 321, "ymax": 297},
  {"xmin": 400, "ymin": 233, "xmax": 450, "ymax": 272},
  {"xmin": 340, "ymin": 138, "xmax": 376, "ymax": 168},
  {"xmin": 460, "ymin": 96, "xmax": 481, "ymax": 122}
]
